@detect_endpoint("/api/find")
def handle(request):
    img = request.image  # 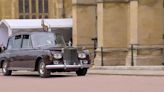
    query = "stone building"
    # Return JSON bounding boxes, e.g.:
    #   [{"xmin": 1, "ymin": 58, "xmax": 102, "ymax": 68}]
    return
[
  {"xmin": 73, "ymin": 0, "xmax": 164, "ymax": 66},
  {"xmin": 0, "ymin": 0, "xmax": 72, "ymax": 19},
  {"xmin": 0, "ymin": 0, "xmax": 164, "ymax": 66}
]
